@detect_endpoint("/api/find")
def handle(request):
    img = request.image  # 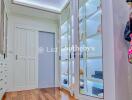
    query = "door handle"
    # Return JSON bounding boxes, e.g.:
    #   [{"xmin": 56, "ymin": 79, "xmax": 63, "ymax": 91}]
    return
[
  {"xmin": 74, "ymin": 52, "xmax": 76, "ymax": 58},
  {"xmin": 16, "ymin": 55, "xmax": 18, "ymax": 60},
  {"xmin": 70, "ymin": 52, "xmax": 72, "ymax": 59},
  {"xmin": 59, "ymin": 56, "xmax": 61, "ymax": 60}
]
